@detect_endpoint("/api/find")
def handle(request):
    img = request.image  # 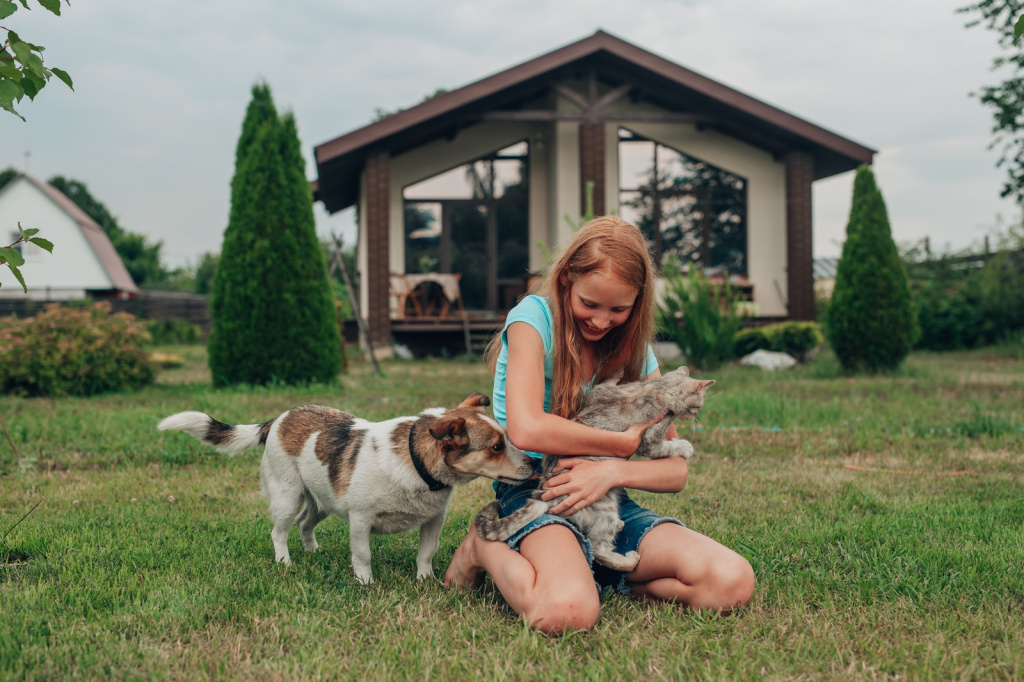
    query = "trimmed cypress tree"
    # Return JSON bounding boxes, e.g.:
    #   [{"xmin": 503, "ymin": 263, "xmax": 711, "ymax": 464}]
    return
[
  {"xmin": 825, "ymin": 165, "xmax": 917, "ymax": 373},
  {"xmin": 208, "ymin": 84, "xmax": 341, "ymax": 386}
]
